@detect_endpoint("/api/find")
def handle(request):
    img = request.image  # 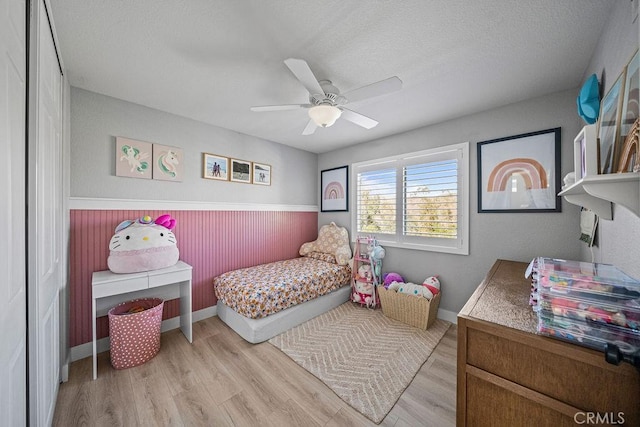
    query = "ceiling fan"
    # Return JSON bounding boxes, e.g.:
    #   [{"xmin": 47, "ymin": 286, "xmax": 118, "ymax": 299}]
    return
[{"xmin": 250, "ymin": 58, "xmax": 402, "ymax": 135}]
